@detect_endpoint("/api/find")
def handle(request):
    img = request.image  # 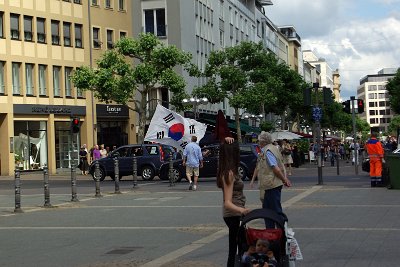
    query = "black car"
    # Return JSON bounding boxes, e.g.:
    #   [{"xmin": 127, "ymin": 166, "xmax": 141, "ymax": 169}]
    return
[
  {"xmin": 89, "ymin": 144, "xmax": 180, "ymax": 181},
  {"xmin": 159, "ymin": 143, "xmax": 261, "ymax": 182}
]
